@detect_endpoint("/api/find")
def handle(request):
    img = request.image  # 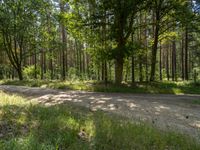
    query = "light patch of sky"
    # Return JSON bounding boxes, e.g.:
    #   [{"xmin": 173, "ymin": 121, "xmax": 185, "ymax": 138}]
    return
[
  {"xmin": 192, "ymin": 0, "xmax": 200, "ymax": 12},
  {"xmin": 51, "ymin": 0, "xmax": 72, "ymax": 12}
]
